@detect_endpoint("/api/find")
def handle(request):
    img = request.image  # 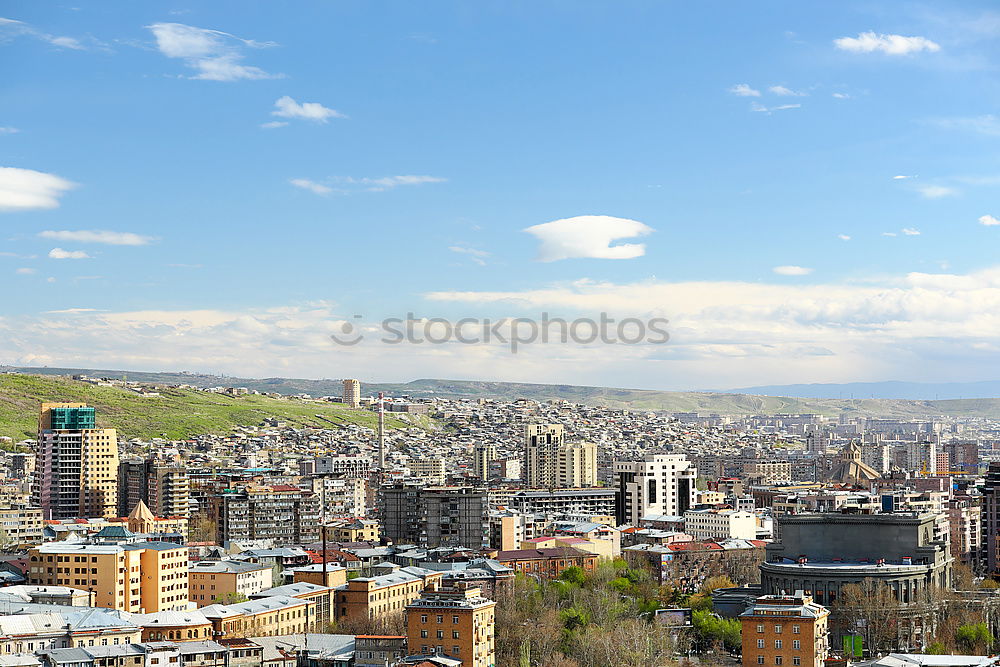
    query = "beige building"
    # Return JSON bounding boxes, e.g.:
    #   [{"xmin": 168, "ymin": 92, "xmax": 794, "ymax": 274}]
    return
[
  {"xmin": 34, "ymin": 403, "xmax": 119, "ymax": 520},
  {"xmin": 202, "ymin": 595, "xmax": 316, "ymax": 638},
  {"xmin": 0, "ymin": 505, "xmax": 43, "ymax": 544},
  {"xmin": 409, "ymin": 458, "xmax": 446, "ymax": 485},
  {"xmin": 473, "ymin": 444, "xmax": 497, "ymax": 481},
  {"xmin": 28, "ymin": 540, "xmax": 188, "ymax": 613},
  {"xmin": 189, "ymin": 560, "xmax": 274, "ymax": 606},
  {"xmin": 342, "ymin": 379, "xmax": 361, "ymax": 408},
  {"xmin": 0, "ymin": 609, "xmax": 142, "ymax": 654},
  {"xmin": 740, "ymin": 593, "xmax": 830, "ymax": 667},
  {"xmin": 327, "ymin": 518, "xmax": 380, "ymax": 543},
  {"xmin": 335, "ymin": 565, "xmax": 444, "ymax": 624},
  {"xmin": 406, "ymin": 583, "xmax": 496, "ymax": 667},
  {"xmin": 524, "ymin": 425, "xmax": 597, "ymax": 488}
]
